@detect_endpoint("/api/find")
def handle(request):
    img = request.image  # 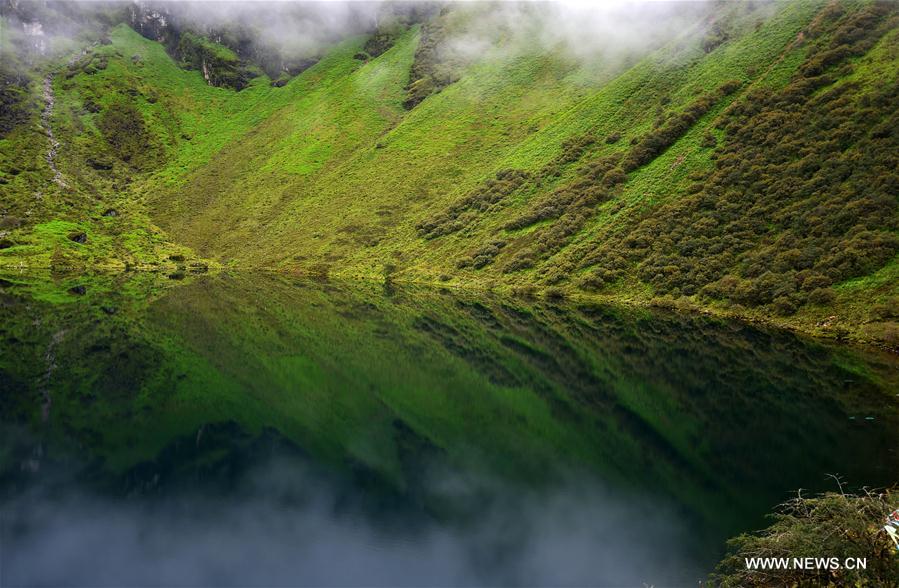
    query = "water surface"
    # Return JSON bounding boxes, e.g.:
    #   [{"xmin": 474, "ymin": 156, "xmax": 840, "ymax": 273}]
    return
[{"xmin": 1, "ymin": 272, "xmax": 897, "ymax": 586}]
